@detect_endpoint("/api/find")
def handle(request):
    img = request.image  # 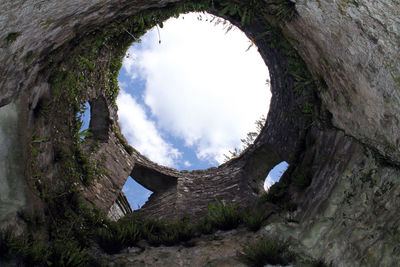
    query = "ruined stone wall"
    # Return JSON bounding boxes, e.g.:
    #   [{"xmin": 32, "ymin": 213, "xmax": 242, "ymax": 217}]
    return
[
  {"xmin": 266, "ymin": 124, "xmax": 400, "ymax": 266},
  {"xmin": 285, "ymin": 0, "xmax": 400, "ymax": 163}
]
